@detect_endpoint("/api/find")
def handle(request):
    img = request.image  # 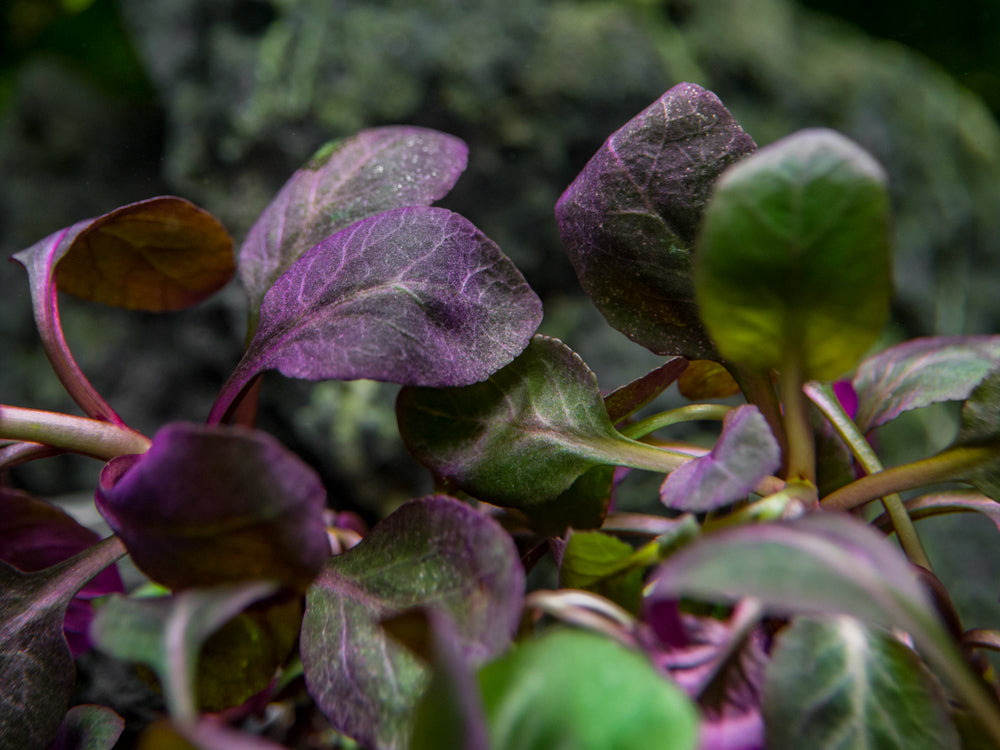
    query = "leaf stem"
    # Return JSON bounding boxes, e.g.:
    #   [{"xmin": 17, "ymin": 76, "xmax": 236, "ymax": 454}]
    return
[
  {"xmin": 731, "ymin": 365, "xmax": 788, "ymax": 467},
  {"xmin": 805, "ymin": 382, "xmax": 931, "ymax": 569},
  {"xmin": 820, "ymin": 444, "xmax": 999, "ymax": 513},
  {"xmin": 619, "ymin": 403, "xmax": 731, "ymax": 440},
  {"xmin": 778, "ymin": 355, "xmax": 815, "ymax": 483},
  {"xmin": 0, "ymin": 404, "xmax": 151, "ymax": 459}
]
